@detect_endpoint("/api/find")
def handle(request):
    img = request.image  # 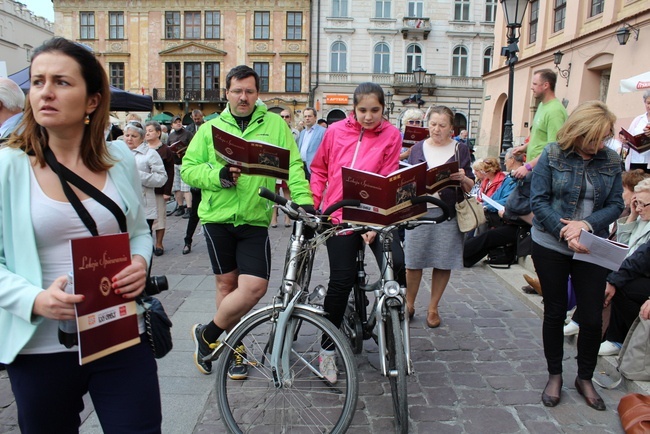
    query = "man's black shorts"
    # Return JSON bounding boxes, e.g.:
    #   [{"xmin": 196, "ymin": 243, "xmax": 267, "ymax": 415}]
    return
[{"xmin": 203, "ymin": 223, "xmax": 271, "ymax": 280}]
